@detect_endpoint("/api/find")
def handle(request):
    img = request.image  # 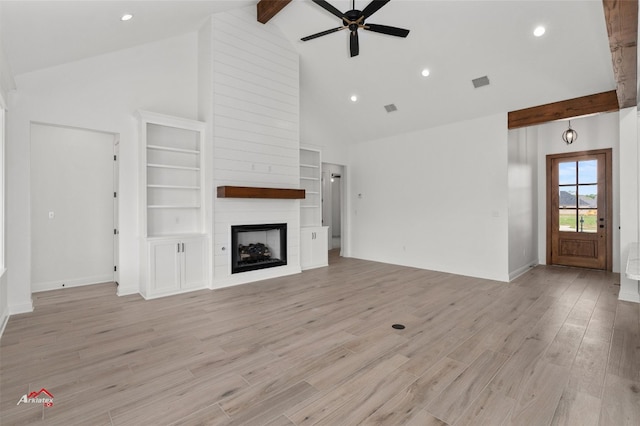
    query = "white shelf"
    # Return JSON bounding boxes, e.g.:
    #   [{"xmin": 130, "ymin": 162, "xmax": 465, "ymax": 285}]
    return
[
  {"xmin": 147, "ymin": 204, "xmax": 200, "ymax": 209},
  {"xmin": 302, "ymin": 205, "xmax": 319, "ymax": 208},
  {"xmin": 148, "ymin": 205, "xmax": 201, "ymax": 209},
  {"xmin": 147, "ymin": 185, "xmax": 200, "ymax": 190},
  {"xmin": 301, "ymin": 177, "xmax": 319, "ymax": 181},
  {"xmin": 306, "ymin": 191, "xmax": 320, "ymax": 195},
  {"xmin": 147, "ymin": 163, "xmax": 200, "ymax": 171},
  {"xmin": 147, "ymin": 145, "xmax": 200, "ymax": 155},
  {"xmin": 301, "ymin": 163, "xmax": 319, "ymax": 169}
]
